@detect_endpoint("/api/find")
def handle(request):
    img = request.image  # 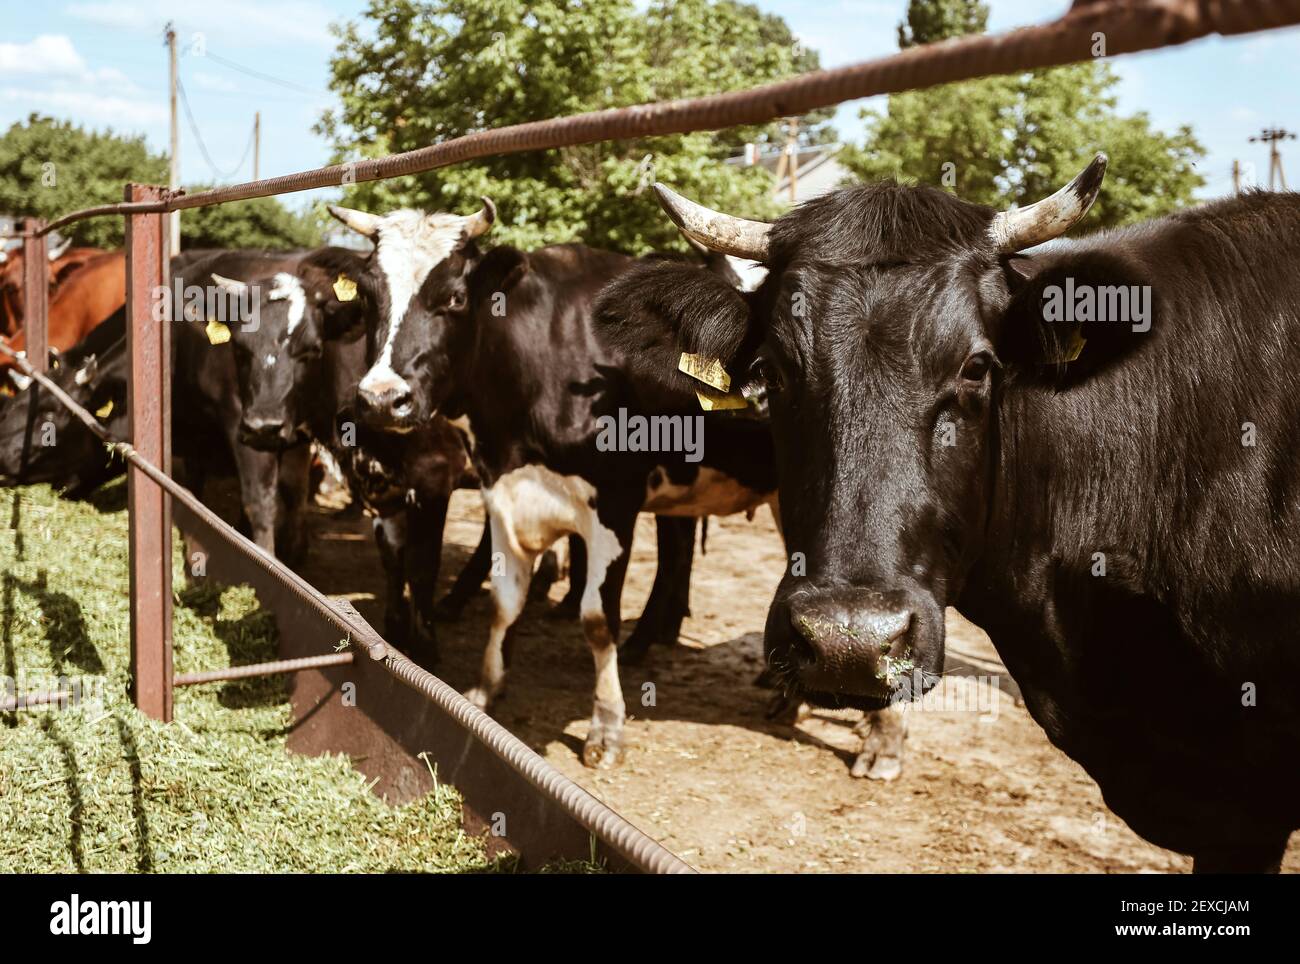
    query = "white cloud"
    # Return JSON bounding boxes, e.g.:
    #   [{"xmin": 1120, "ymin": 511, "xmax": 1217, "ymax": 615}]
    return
[
  {"xmin": 0, "ymin": 87, "xmax": 168, "ymax": 128},
  {"xmin": 0, "ymin": 34, "xmax": 157, "ymax": 133},
  {"xmin": 0, "ymin": 35, "xmax": 88, "ymax": 78},
  {"xmin": 67, "ymin": 0, "xmax": 337, "ymax": 49}
]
